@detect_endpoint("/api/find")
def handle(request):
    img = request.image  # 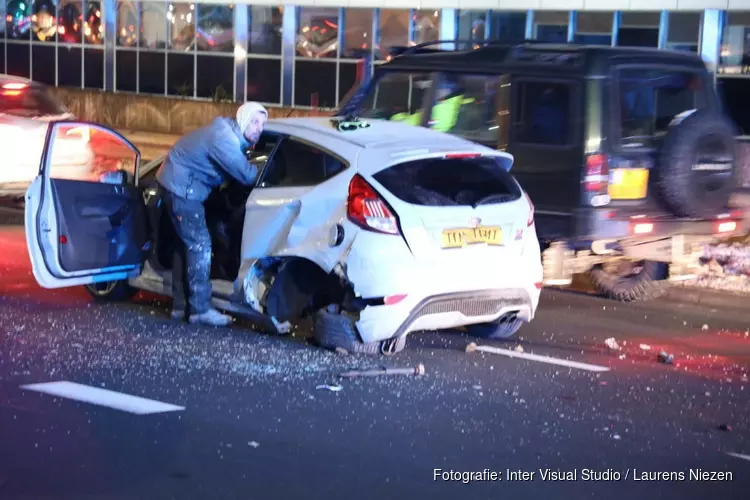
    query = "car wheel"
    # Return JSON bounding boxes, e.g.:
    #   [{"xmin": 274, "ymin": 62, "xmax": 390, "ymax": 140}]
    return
[
  {"xmin": 84, "ymin": 280, "xmax": 137, "ymax": 302},
  {"xmin": 588, "ymin": 259, "xmax": 667, "ymax": 302},
  {"xmin": 312, "ymin": 305, "xmax": 406, "ymax": 356},
  {"xmin": 466, "ymin": 315, "xmax": 524, "ymax": 340}
]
